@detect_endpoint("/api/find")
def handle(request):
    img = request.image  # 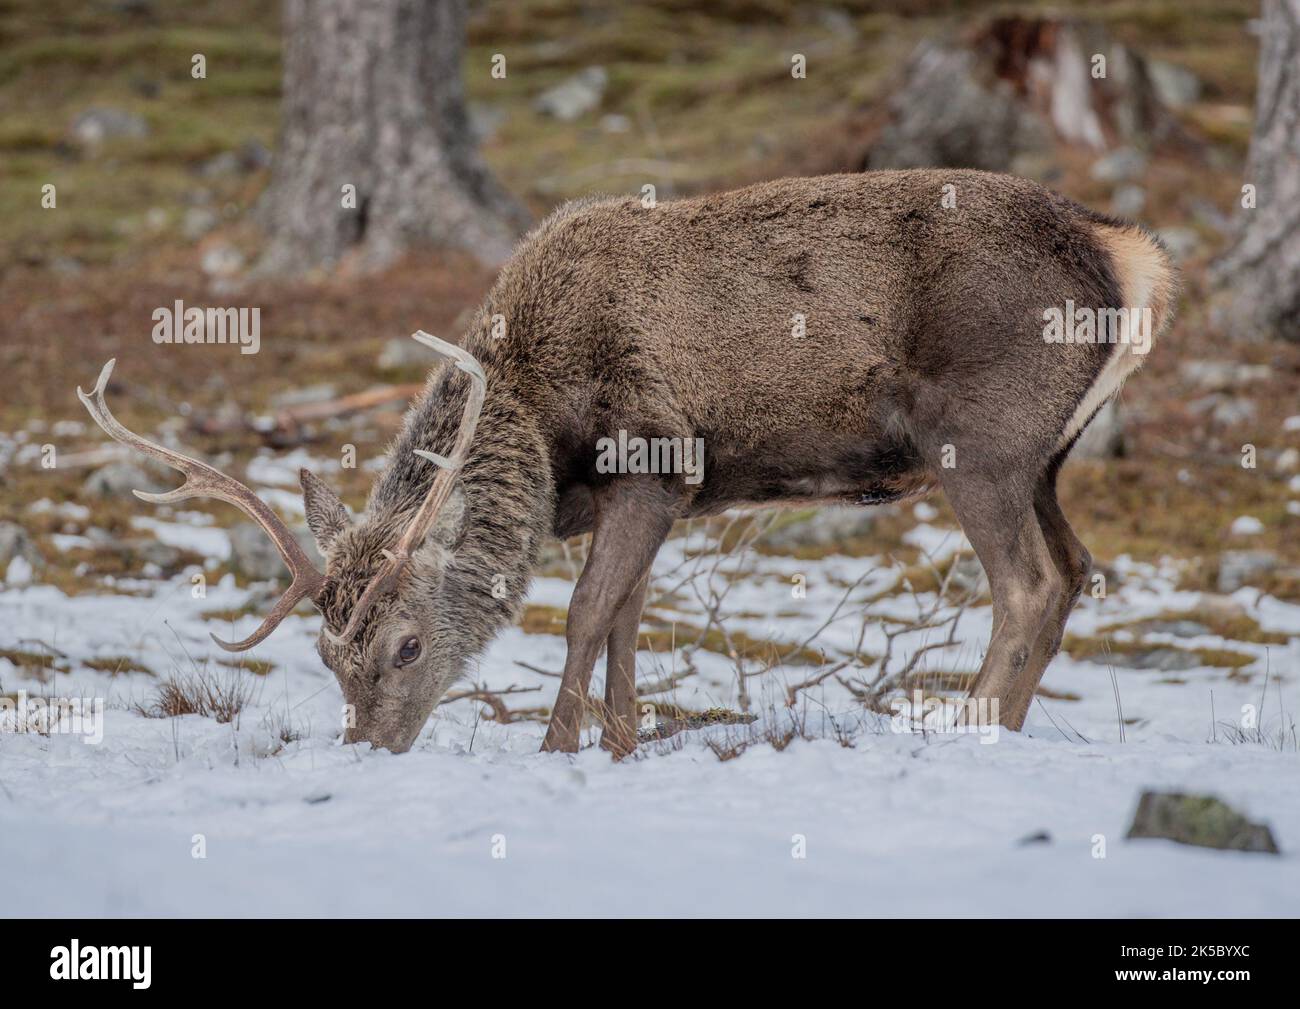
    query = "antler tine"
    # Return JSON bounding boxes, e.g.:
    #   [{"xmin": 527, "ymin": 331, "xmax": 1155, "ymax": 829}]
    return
[
  {"xmin": 77, "ymin": 359, "xmax": 326, "ymax": 651},
  {"xmin": 323, "ymin": 332, "xmax": 487, "ymax": 646}
]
